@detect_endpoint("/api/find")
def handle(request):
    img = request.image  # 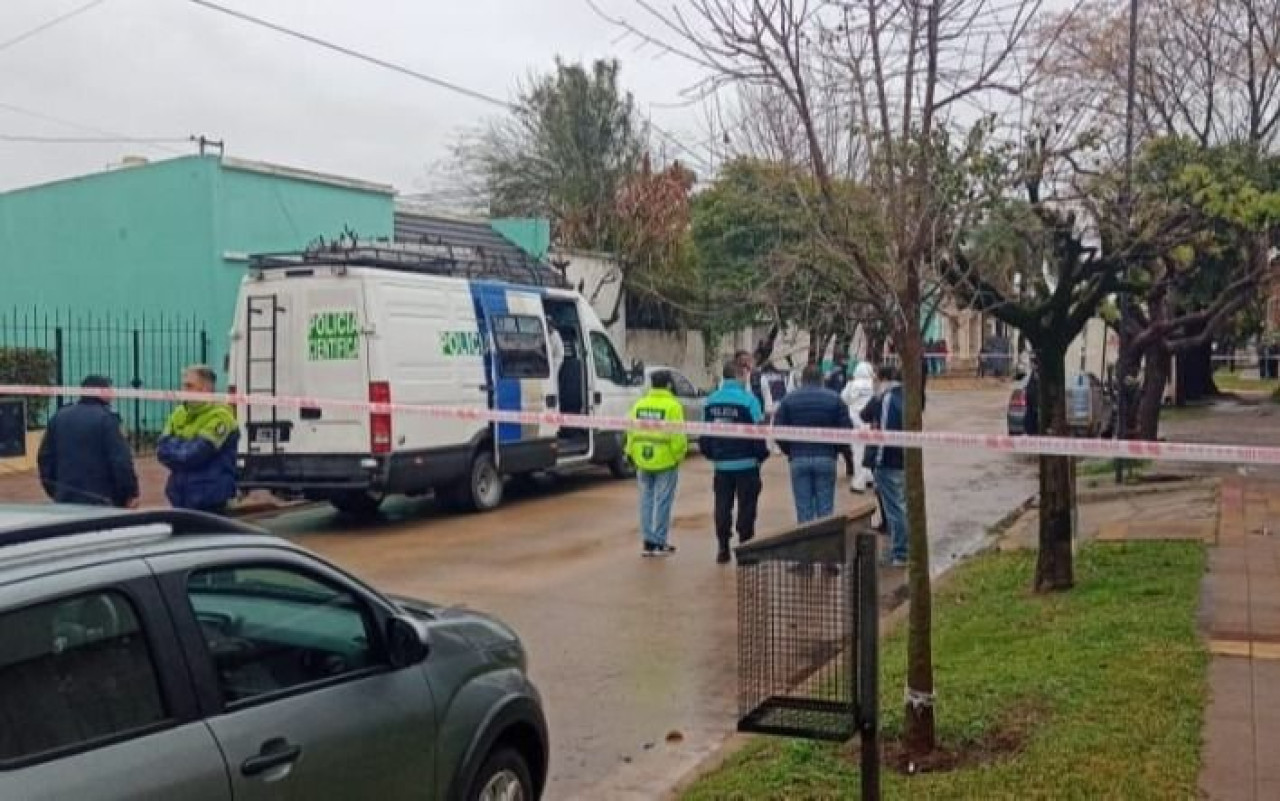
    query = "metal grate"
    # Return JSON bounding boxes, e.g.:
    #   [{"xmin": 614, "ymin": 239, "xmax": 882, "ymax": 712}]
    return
[{"xmin": 736, "ymin": 516, "xmax": 863, "ymax": 742}]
